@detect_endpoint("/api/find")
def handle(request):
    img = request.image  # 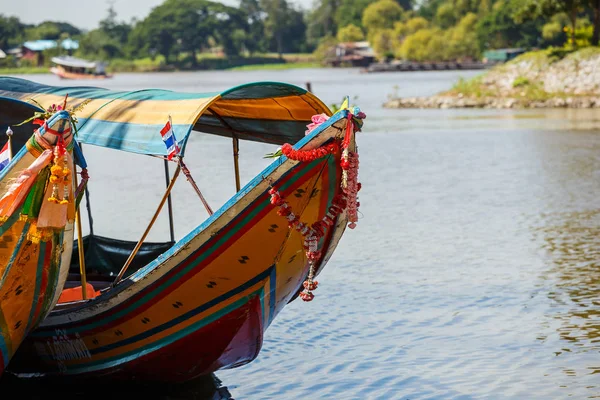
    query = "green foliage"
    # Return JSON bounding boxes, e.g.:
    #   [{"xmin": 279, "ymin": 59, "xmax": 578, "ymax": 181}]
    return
[
  {"xmin": 335, "ymin": 0, "xmax": 377, "ymax": 30},
  {"xmin": 435, "ymin": 3, "xmax": 458, "ymax": 29},
  {"xmin": 512, "ymin": 76, "xmax": 530, "ymax": 87},
  {"xmin": 0, "ymin": 15, "xmax": 28, "ymax": 50},
  {"xmin": 371, "ymin": 29, "xmax": 396, "ymax": 60},
  {"xmin": 313, "ymin": 35, "xmax": 338, "ymax": 62},
  {"xmin": 394, "ymin": 17, "xmax": 429, "ymax": 38},
  {"xmin": 337, "ymin": 24, "xmax": 365, "ymax": 42},
  {"xmin": 363, "ymin": 0, "xmax": 405, "ymax": 34},
  {"xmin": 25, "ymin": 21, "xmax": 81, "ymax": 41}
]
